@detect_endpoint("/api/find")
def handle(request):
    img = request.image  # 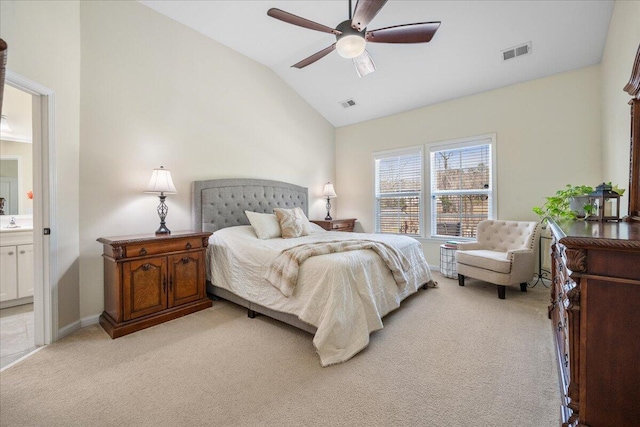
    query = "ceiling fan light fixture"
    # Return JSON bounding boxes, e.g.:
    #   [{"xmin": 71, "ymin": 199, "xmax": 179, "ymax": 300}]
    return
[
  {"xmin": 353, "ymin": 51, "xmax": 376, "ymax": 77},
  {"xmin": 336, "ymin": 35, "xmax": 366, "ymax": 58}
]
